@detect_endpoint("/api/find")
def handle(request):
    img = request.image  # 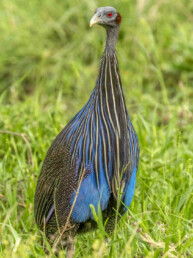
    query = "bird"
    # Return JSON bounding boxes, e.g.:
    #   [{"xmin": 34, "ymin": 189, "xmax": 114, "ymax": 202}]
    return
[{"xmin": 34, "ymin": 6, "xmax": 139, "ymax": 256}]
